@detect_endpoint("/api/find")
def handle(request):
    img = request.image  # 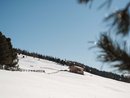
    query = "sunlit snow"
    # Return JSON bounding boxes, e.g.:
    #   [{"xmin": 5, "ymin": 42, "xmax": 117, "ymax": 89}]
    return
[{"xmin": 0, "ymin": 54, "xmax": 130, "ymax": 98}]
